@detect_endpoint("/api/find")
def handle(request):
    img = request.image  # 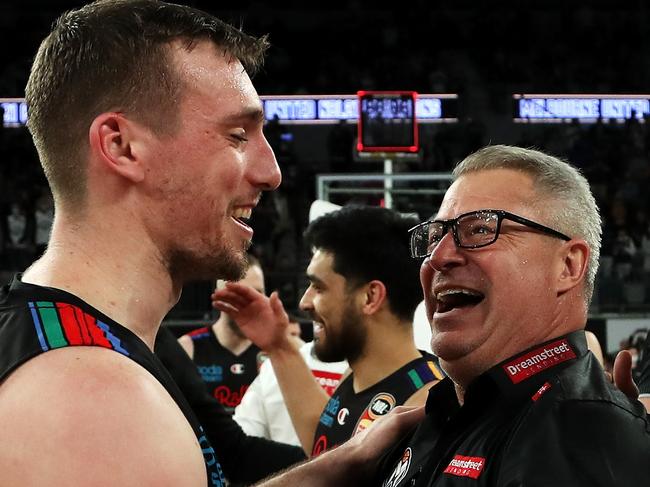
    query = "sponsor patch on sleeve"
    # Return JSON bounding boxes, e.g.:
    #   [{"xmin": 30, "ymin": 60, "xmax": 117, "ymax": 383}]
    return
[{"xmin": 502, "ymin": 339, "xmax": 576, "ymax": 384}]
